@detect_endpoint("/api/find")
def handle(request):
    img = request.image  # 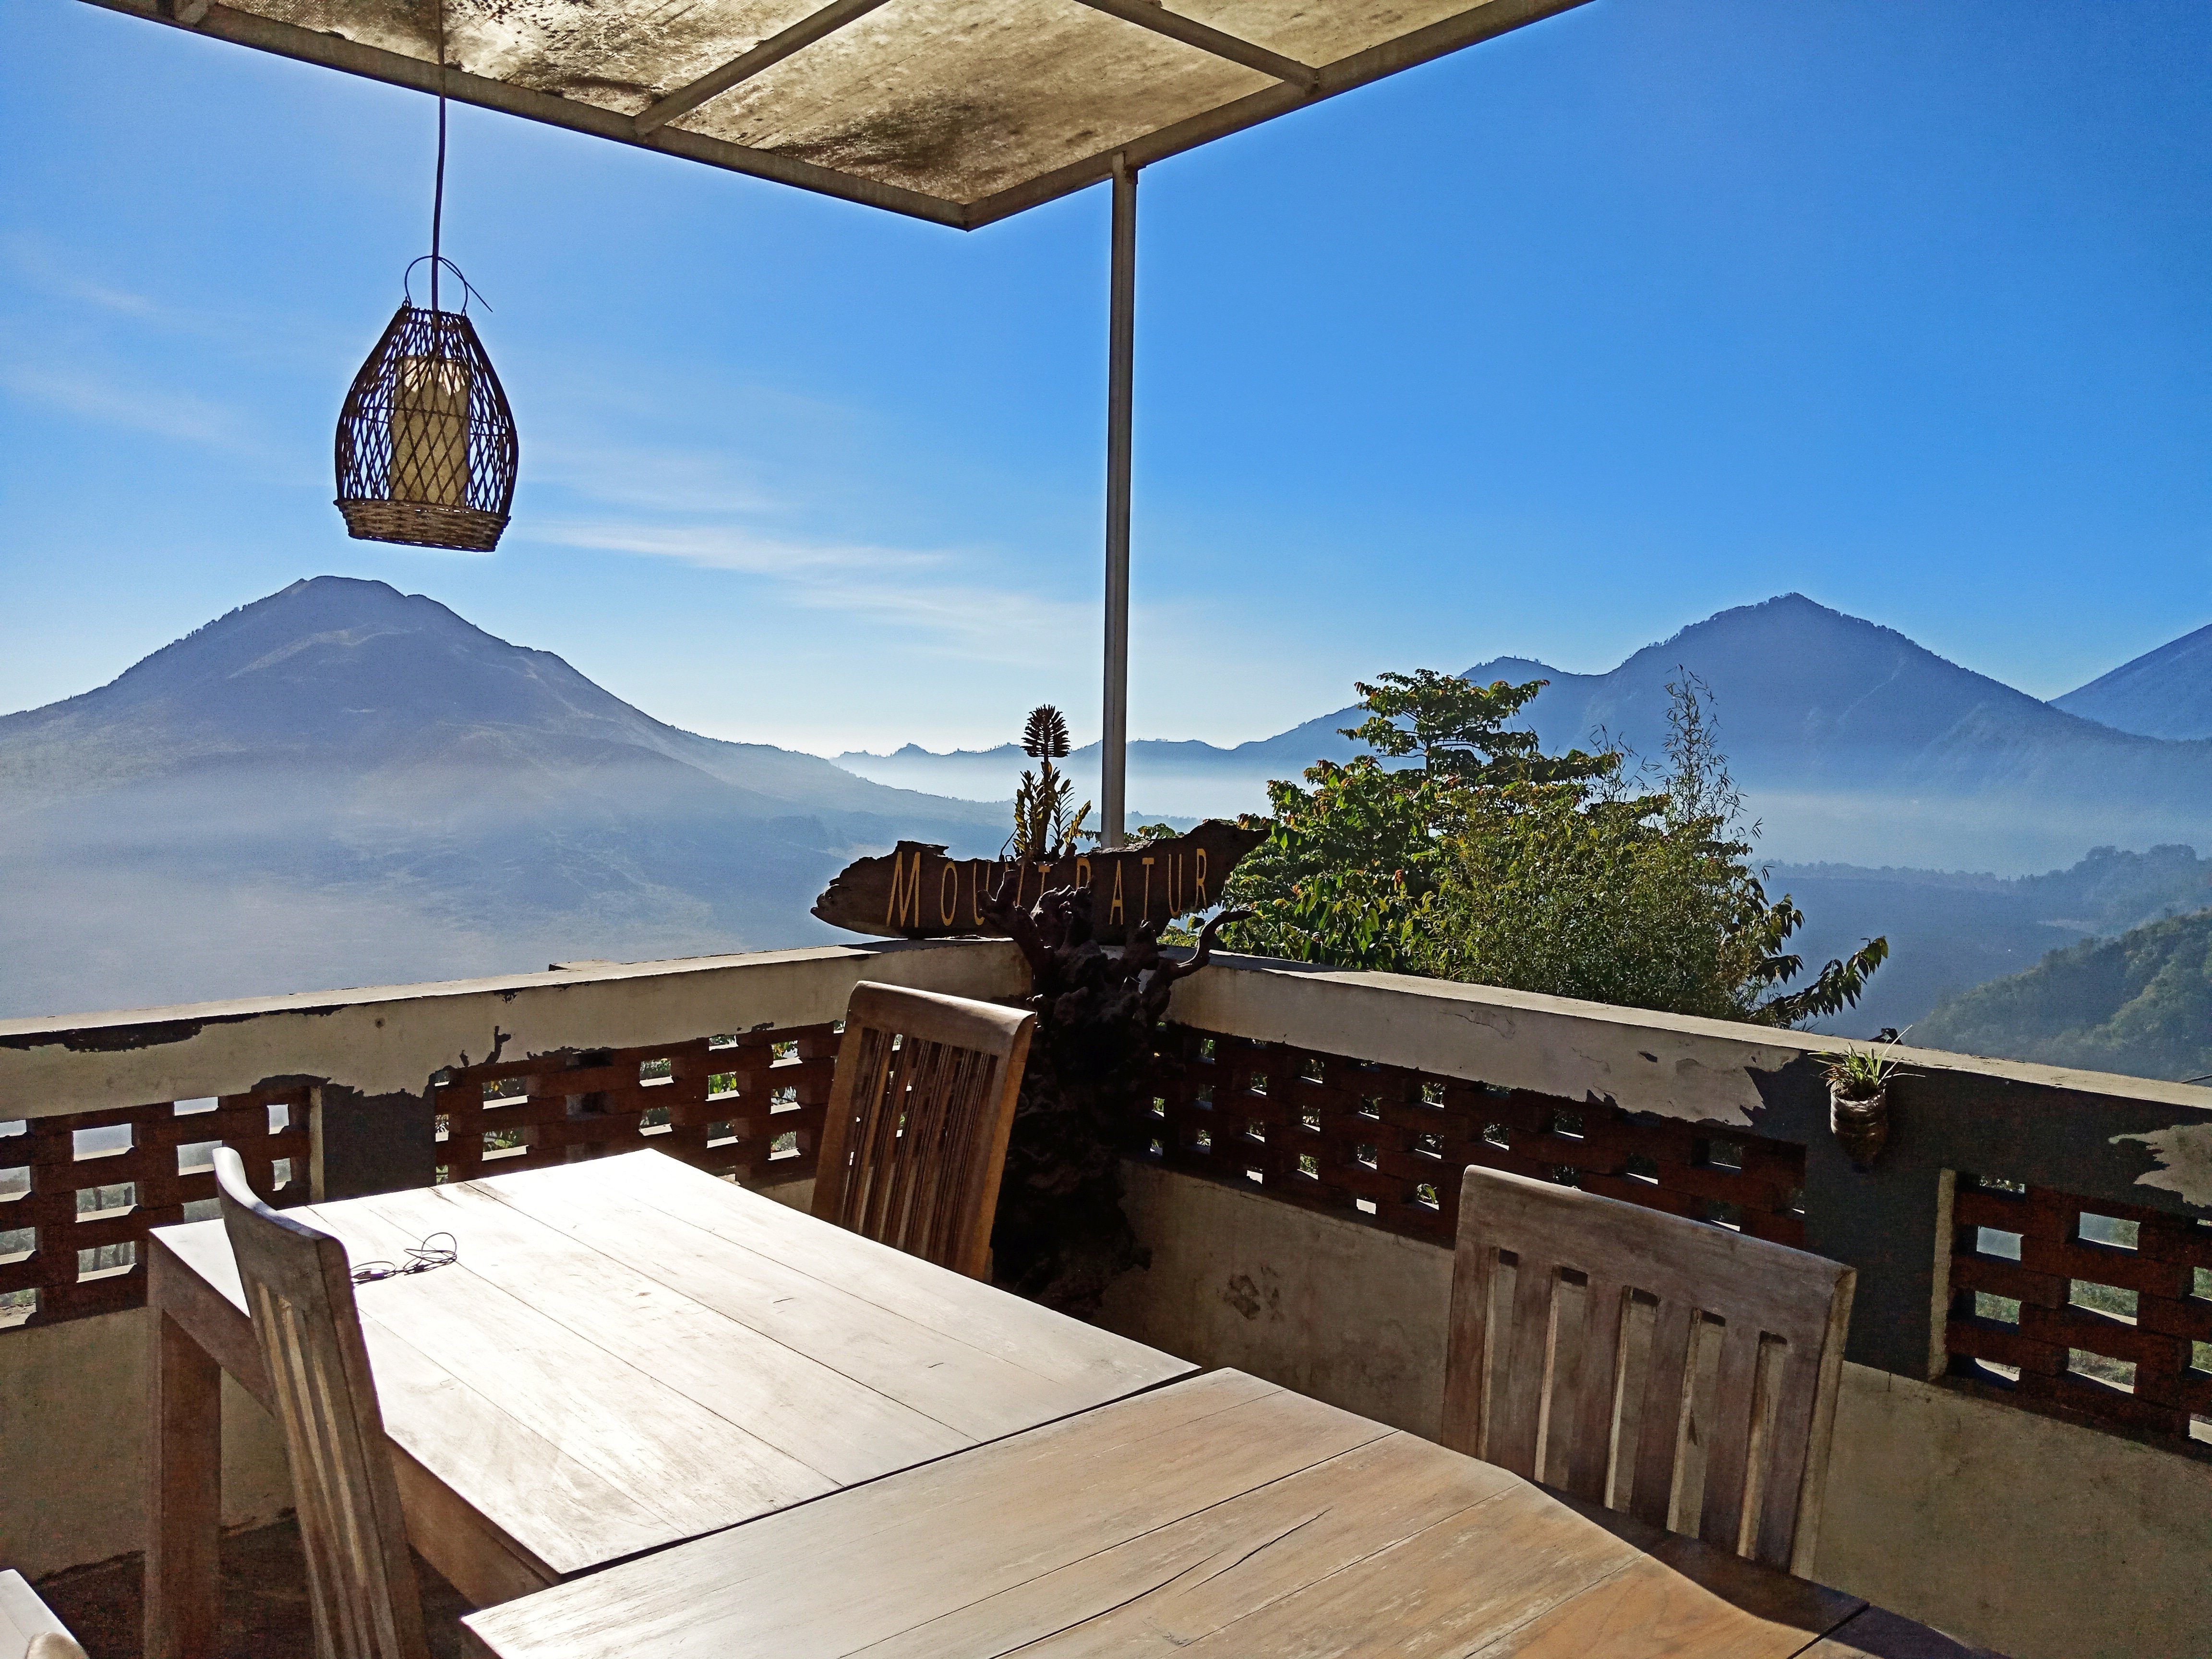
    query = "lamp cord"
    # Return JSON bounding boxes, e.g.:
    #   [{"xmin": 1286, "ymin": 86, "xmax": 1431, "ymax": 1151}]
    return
[{"xmin": 430, "ymin": 0, "xmax": 448, "ymax": 314}]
